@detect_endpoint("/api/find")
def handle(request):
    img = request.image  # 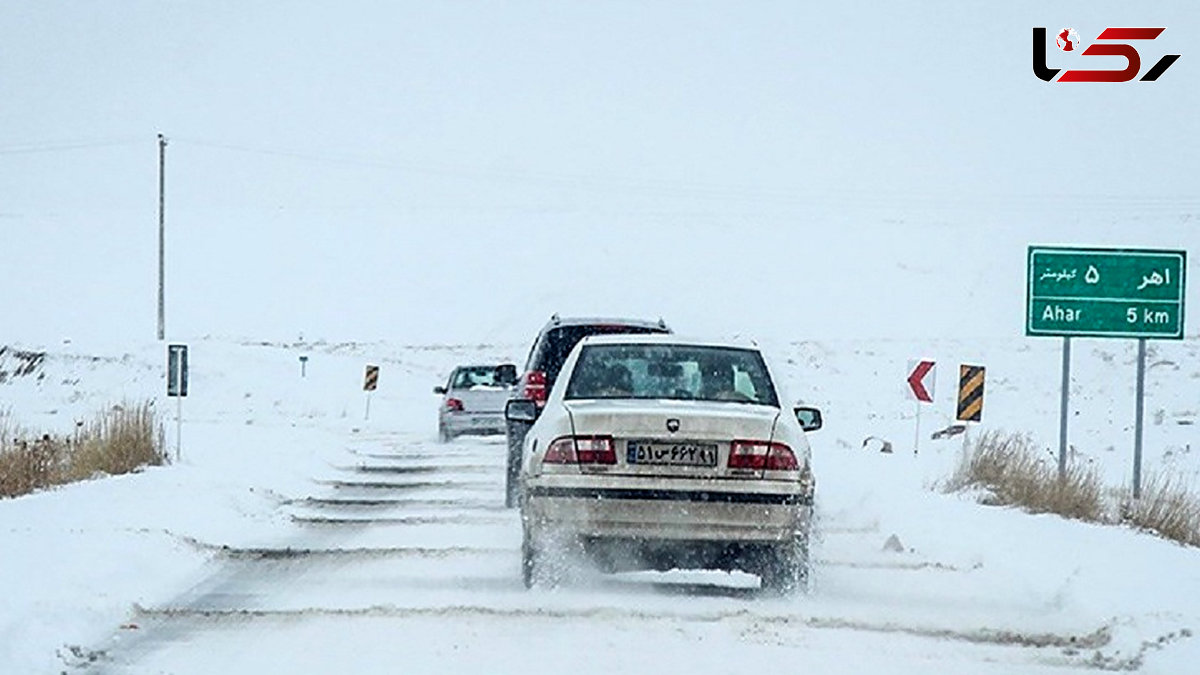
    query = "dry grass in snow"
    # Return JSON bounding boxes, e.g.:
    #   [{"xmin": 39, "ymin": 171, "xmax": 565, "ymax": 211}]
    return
[
  {"xmin": 945, "ymin": 429, "xmax": 1105, "ymax": 522},
  {"xmin": 0, "ymin": 402, "xmax": 166, "ymax": 498},
  {"xmin": 946, "ymin": 429, "xmax": 1200, "ymax": 548},
  {"xmin": 1121, "ymin": 472, "xmax": 1200, "ymax": 548}
]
